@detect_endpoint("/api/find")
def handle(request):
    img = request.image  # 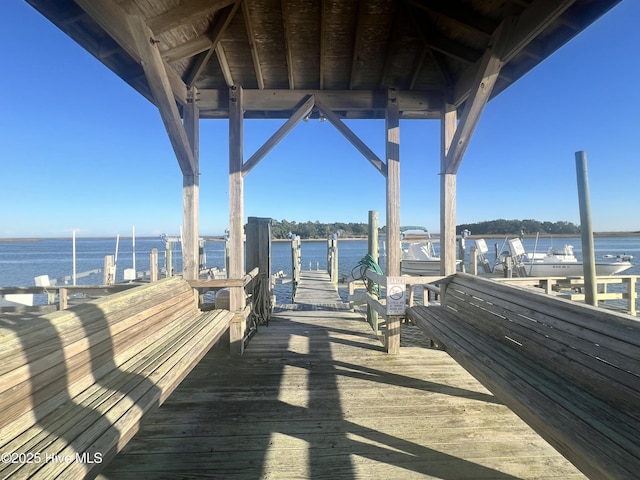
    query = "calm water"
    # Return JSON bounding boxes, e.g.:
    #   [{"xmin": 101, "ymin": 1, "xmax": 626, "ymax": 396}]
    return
[
  {"xmin": 0, "ymin": 237, "xmax": 376, "ymax": 303},
  {"xmin": 1, "ymin": 236, "xmax": 639, "ymax": 306}
]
